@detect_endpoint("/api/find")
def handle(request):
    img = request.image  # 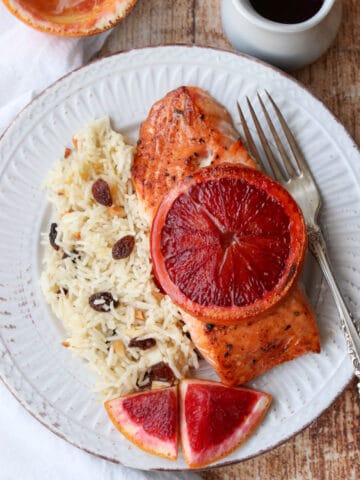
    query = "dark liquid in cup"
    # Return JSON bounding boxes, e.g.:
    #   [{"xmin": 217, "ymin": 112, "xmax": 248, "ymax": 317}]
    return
[{"xmin": 249, "ymin": 0, "xmax": 324, "ymax": 24}]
